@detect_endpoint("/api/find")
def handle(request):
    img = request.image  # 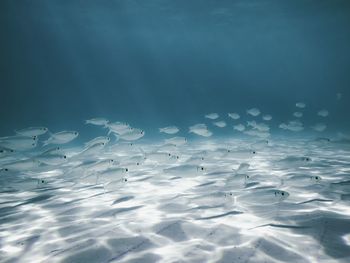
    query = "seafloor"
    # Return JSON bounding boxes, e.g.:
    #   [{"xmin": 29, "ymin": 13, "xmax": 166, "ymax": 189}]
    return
[{"xmin": 1, "ymin": 137, "xmax": 350, "ymax": 262}]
